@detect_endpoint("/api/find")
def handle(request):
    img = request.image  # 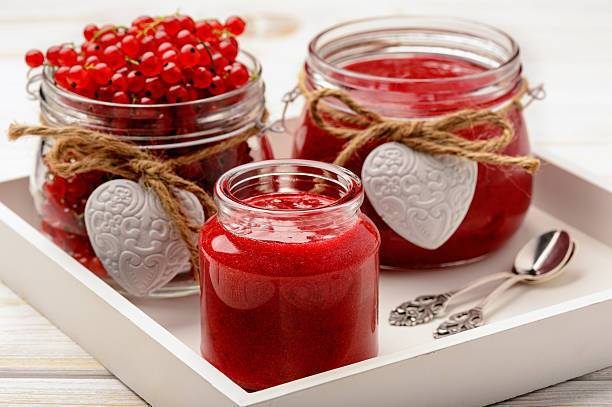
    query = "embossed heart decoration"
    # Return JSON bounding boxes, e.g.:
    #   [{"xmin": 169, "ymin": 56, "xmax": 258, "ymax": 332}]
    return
[
  {"xmin": 84, "ymin": 179, "xmax": 204, "ymax": 297},
  {"xmin": 362, "ymin": 142, "xmax": 477, "ymax": 250}
]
